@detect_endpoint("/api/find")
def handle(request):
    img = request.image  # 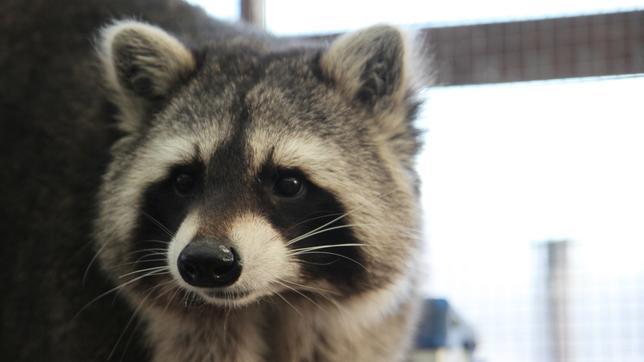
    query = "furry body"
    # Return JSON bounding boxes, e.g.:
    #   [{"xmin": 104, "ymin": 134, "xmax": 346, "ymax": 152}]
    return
[{"xmin": 1, "ymin": 1, "xmax": 427, "ymax": 361}]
